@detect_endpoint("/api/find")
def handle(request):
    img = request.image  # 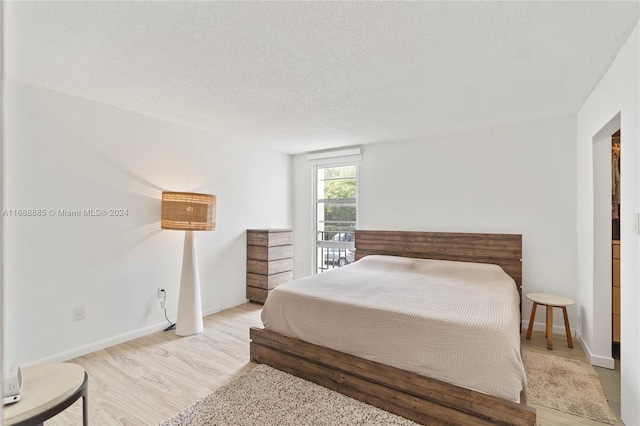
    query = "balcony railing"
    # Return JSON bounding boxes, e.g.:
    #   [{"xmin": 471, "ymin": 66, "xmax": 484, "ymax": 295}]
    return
[{"xmin": 316, "ymin": 231, "xmax": 355, "ymax": 274}]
